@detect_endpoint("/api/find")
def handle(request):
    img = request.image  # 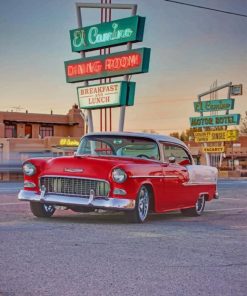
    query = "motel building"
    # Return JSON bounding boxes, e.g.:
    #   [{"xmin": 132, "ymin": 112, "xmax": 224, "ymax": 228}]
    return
[
  {"xmin": 187, "ymin": 135, "xmax": 247, "ymax": 178},
  {"xmin": 0, "ymin": 105, "xmax": 85, "ymax": 181}
]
